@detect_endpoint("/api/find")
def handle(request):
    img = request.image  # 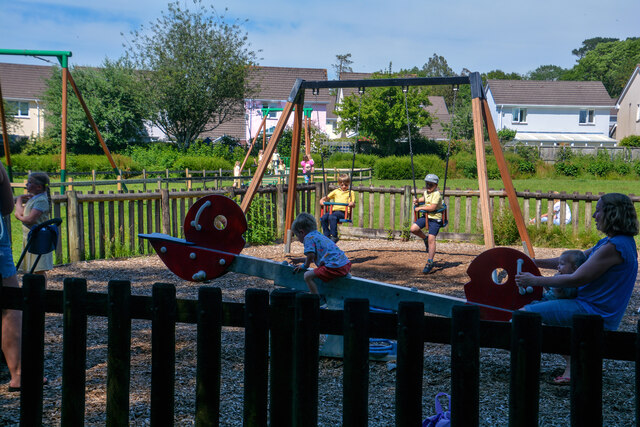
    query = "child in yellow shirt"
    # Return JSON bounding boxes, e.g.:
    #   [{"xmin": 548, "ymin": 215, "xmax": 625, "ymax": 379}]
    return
[
  {"xmin": 319, "ymin": 173, "xmax": 355, "ymax": 243},
  {"xmin": 410, "ymin": 174, "xmax": 444, "ymax": 274}
]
